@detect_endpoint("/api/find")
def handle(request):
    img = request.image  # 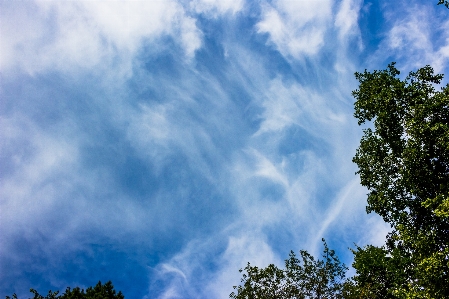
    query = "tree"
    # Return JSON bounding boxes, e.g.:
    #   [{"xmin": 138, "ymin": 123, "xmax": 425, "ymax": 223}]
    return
[
  {"xmin": 230, "ymin": 239, "xmax": 348, "ymax": 299},
  {"xmin": 438, "ymin": 0, "xmax": 449, "ymax": 9},
  {"xmin": 351, "ymin": 62, "xmax": 449, "ymax": 298},
  {"xmin": 344, "ymin": 245, "xmax": 414, "ymax": 299},
  {"xmin": 6, "ymin": 281, "xmax": 124, "ymax": 299}
]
